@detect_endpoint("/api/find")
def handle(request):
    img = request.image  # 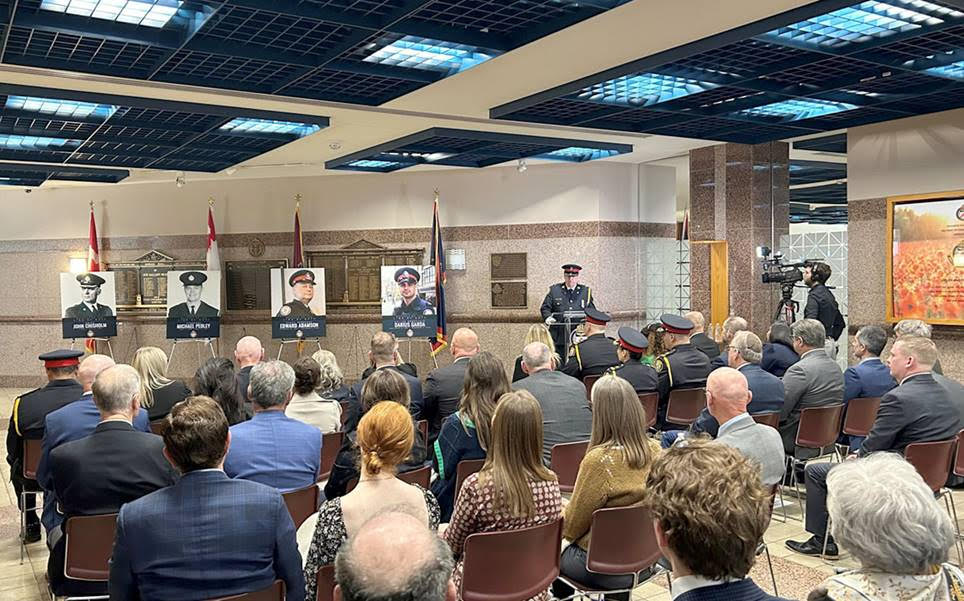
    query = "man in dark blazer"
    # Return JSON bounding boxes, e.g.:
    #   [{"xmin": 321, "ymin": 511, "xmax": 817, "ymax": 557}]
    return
[
  {"xmin": 562, "ymin": 307, "xmax": 620, "ymax": 380},
  {"xmin": 842, "ymin": 325, "xmax": 896, "ymax": 450},
  {"xmin": 514, "ymin": 342, "xmax": 591, "ymax": 464},
  {"xmin": 167, "ymin": 271, "xmax": 218, "ymax": 319},
  {"xmin": 684, "ymin": 311, "xmax": 720, "ymax": 360},
  {"xmin": 708, "ymin": 316, "xmax": 748, "ymax": 370},
  {"xmin": 47, "ymin": 364, "xmax": 176, "ymax": 597},
  {"xmin": 346, "ymin": 332, "xmax": 423, "ymax": 430},
  {"xmin": 109, "ymin": 396, "xmax": 305, "ymax": 601},
  {"xmin": 786, "ymin": 336, "xmax": 960, "ymax": 557},
  {"xmin": 422, "ymin": 327, "xmax": 479, "ymax": 442},
  {"xmin": 233, "ymin": 335, "xmax": 264, "ymax": 412}
]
